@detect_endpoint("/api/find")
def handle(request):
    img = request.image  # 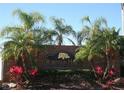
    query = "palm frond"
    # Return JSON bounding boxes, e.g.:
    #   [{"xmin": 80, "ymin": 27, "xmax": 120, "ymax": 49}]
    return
[
  {"xmin": 82, "ymin": 16, "xmax": 91, "ymax": 24},
  {"xmin": 30, "ymin": 12, "xmax": 45, "ymax": 23},
  {"xmin": 67, "ymin": 38, "xmax": 76, "ymax": 46}
]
